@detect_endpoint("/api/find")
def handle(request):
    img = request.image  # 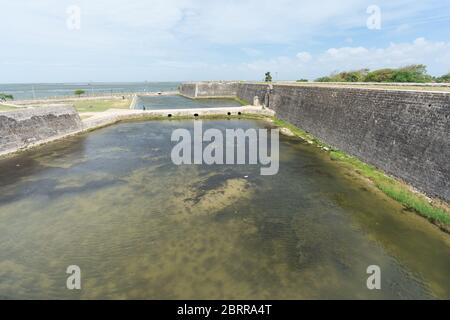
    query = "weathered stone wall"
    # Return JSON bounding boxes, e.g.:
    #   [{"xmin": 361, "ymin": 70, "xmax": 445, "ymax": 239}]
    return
[
  {"xmin": 180, "ymin": 82, "xmax": 450, "ymax": 202},
  {"xmin": 180, "ymin": 82, "xmax": 238, "ymax": 98},
  {"xmin": 179, "ymin": 83, "xmax": 197, "ymax": 98},
  {"xmin": 0, "ymin": 105, "xmax": 82, "ymax": 155},
  {"xmin": 236, "ymin": 83, "xmax": 450, "ymax": 203},
  {"xmin": 237, "ymin": 83, "xmax": 268, "ymax": 106},
  {"xmin": 196, "ymin": 82, "xmax": 238, "ymax": 97}
]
